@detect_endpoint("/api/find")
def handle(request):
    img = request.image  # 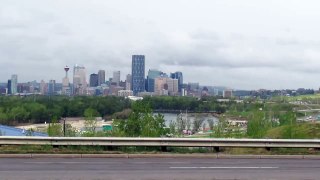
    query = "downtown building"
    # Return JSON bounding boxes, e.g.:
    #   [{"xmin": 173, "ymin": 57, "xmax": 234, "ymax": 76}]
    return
[
  {"xmin": 11, "ymin": 74, "xmax": 18, "ymax": 95},
  {"xmin": 131, "ymin": 55, "xmax": 145, "ymax": 95},
  {"xmin": 98, "ymin": 70, "xmax": 105, "ymax": 86},
  {"xmin": 89, "ymin": 73, "xmax": 99, "ymax": 87},
  {"xmin": 48, "ymin": 80, "xmax": 56, "ymax": 96},
  {"xmin": 154, "ymin": 76, "xmax": 179, "ymax": 96},
  {"xmin": 112, "ymin": 71, "xmax": 120, "ymax": 86},
  {"xmin": 40, "ymin": 80, "xmax": 47, "ymax": 95},
  {"xmin": 73, "ymin": 64, "xmax": 87, "ymax": 95},
  {"xmin": 125, "ymin": 74, "xmax": 132, "ymax": 90},
  {"xmin": 146, "ymin": 69, "xmax": 163, "ymax": 92},
  {"xmin": 170, "ymin": 71, "xmax": 183, "ymax": 93},
  {"xmin": 7, "ymin": 80, "xmax": 11, "ymax": 95}
]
